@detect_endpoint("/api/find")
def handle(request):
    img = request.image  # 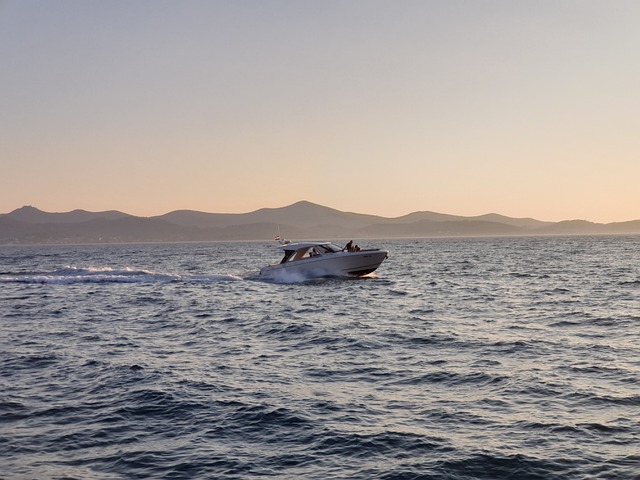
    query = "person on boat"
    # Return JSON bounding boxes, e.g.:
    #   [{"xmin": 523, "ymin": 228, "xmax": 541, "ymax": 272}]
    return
[
  {"xmin": 354, "ymin": 245, "xmax": 360, "ymax": 252},
  {"xmin": 344, "ymin": 240, "xmax": 353, "ymax": 252}
]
